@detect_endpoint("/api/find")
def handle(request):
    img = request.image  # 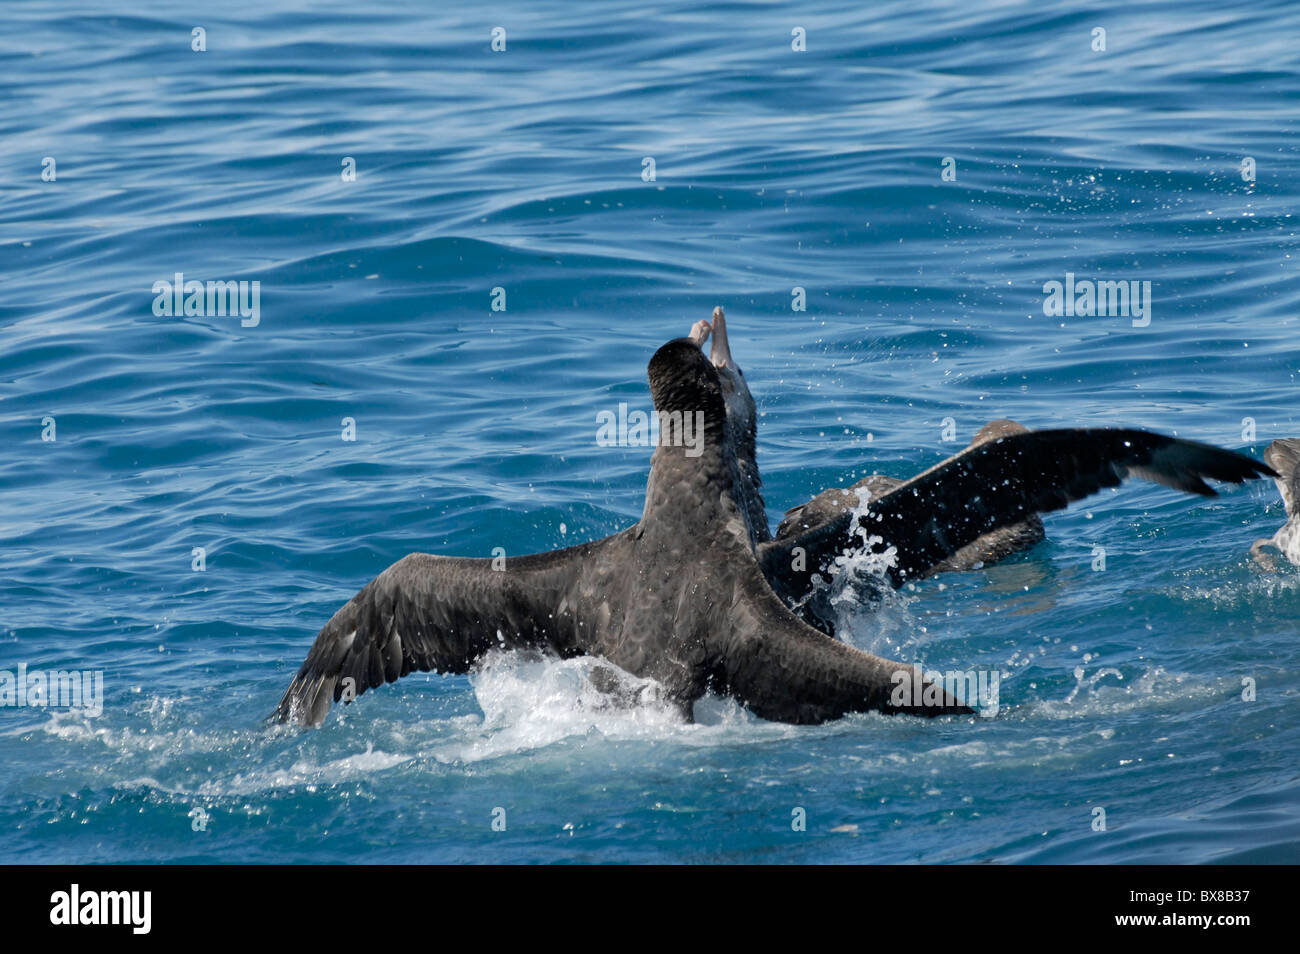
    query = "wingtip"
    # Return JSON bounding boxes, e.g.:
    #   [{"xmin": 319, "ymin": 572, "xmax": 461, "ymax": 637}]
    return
[
  {"xmin": 271, "ymin": 675, "xmax": 330, "ymax": 728},
  {"xmin": 1139, "ymin": 441, "xmax": 1278, "ymax": 496}
]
